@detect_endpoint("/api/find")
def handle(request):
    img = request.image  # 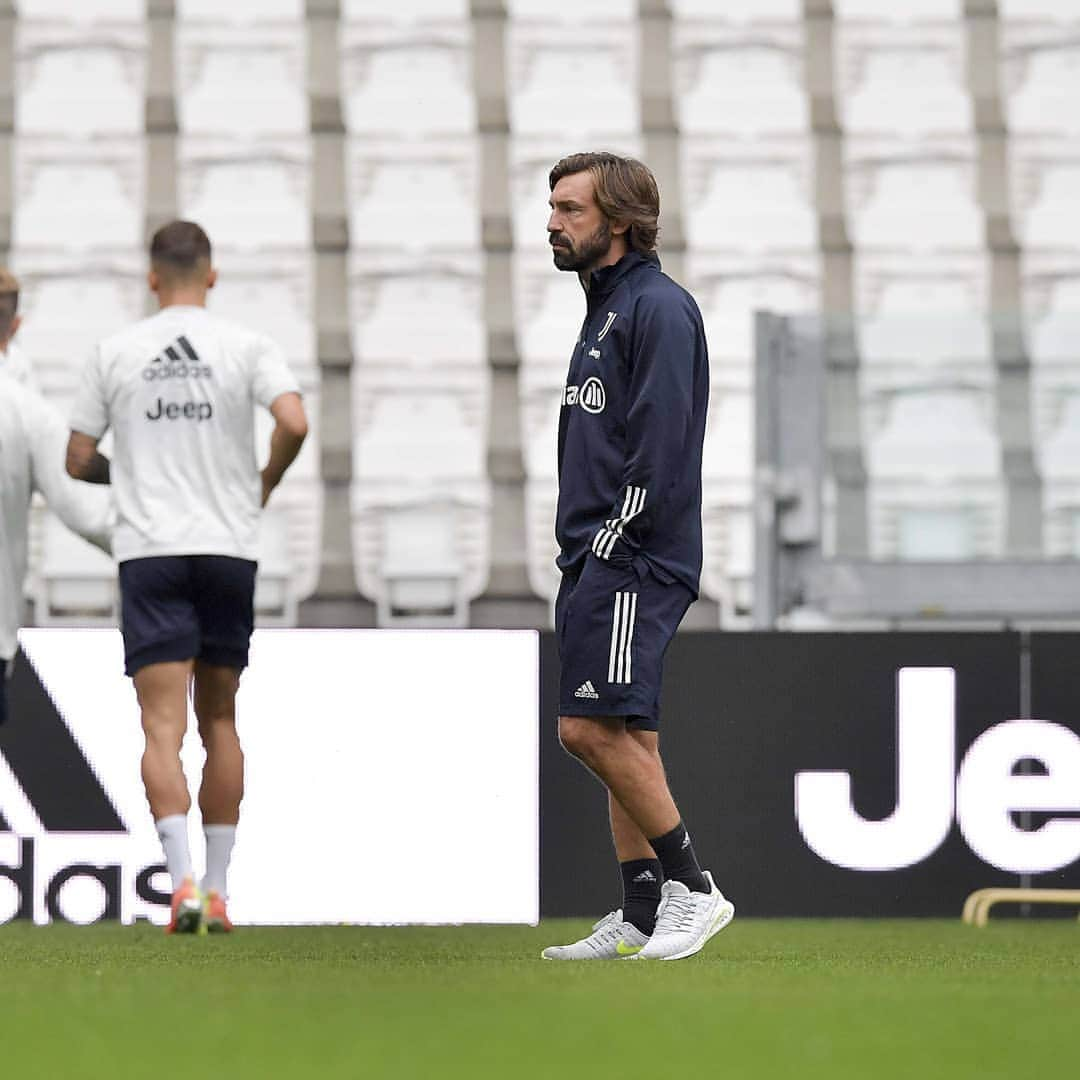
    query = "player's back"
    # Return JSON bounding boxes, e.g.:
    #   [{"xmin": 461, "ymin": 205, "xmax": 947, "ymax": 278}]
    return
[{"xmin": 72, "ymin": 305, "xmax": 298, "ymax": 564}]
